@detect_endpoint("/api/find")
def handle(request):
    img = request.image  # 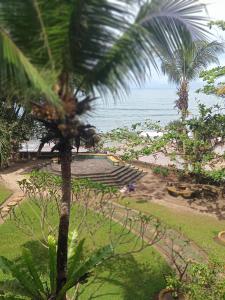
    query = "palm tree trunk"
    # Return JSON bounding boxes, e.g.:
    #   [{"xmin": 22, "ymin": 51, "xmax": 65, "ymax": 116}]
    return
[
  {"xmin": 56, "ymin": 141, "xmax": 72, "ymax": 297},
  {"xmin": 177, "ymin": 80, "xmax": 189, "ymax": 122},
  {"xmin": 176, "ymin": 80, "xmax": 189, "ymax": 158}
]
